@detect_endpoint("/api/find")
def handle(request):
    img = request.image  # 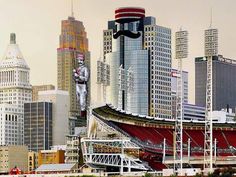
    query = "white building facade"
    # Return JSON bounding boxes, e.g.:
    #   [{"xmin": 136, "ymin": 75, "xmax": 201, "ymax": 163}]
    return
[
  {"xmin": 171, "ymin": 68, "xmax": 188, "ymax": 119},
  {"xmin": 38, "ymin": 90, "xmax": 69, "ymax": 145},
  {"xmin": 171, "ymin": 69, "xmax": 188, "ymax": 103},
  {"xmin": 0, "ymin": 33, "xmax": 32, "ymax": 145},
  {"xmin": 182, "ymin": 103, "xmax": 205, "ymax": 121},
  {"xmin": 0, "ymin": 104, "xmax": 21, "ymax": 145},
  {"xmin": 144, "ymin": 20, "xmax": 172, "ymax": 118}
]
